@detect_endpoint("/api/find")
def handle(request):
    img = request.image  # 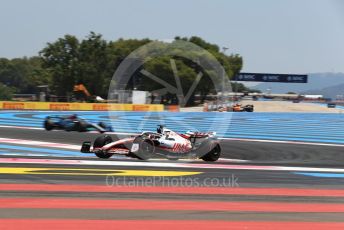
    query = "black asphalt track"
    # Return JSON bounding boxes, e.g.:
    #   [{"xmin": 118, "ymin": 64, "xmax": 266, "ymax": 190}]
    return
[{"xmin": 0, "ymin": 126, "xmax": 344, "ymax": 223}]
